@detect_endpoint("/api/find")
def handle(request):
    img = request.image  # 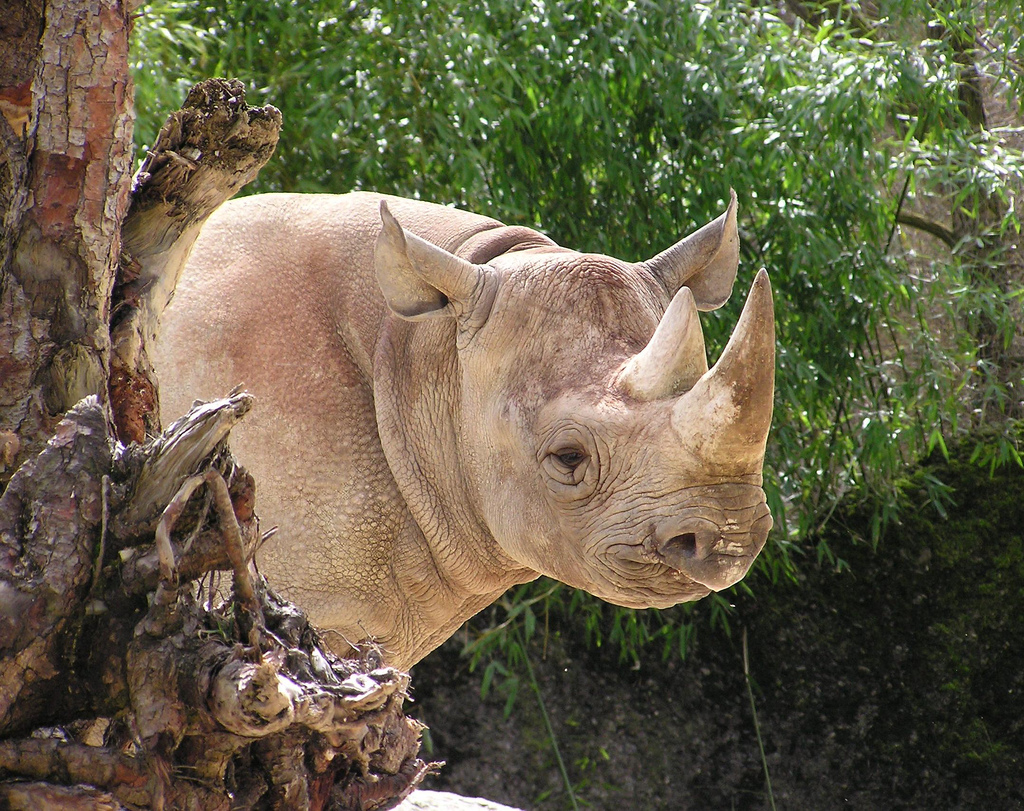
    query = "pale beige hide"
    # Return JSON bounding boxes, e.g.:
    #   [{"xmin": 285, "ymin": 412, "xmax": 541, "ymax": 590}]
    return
[{"xmin": 153, "ymin": 191, "xmax": 775, "ymax": 670}]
